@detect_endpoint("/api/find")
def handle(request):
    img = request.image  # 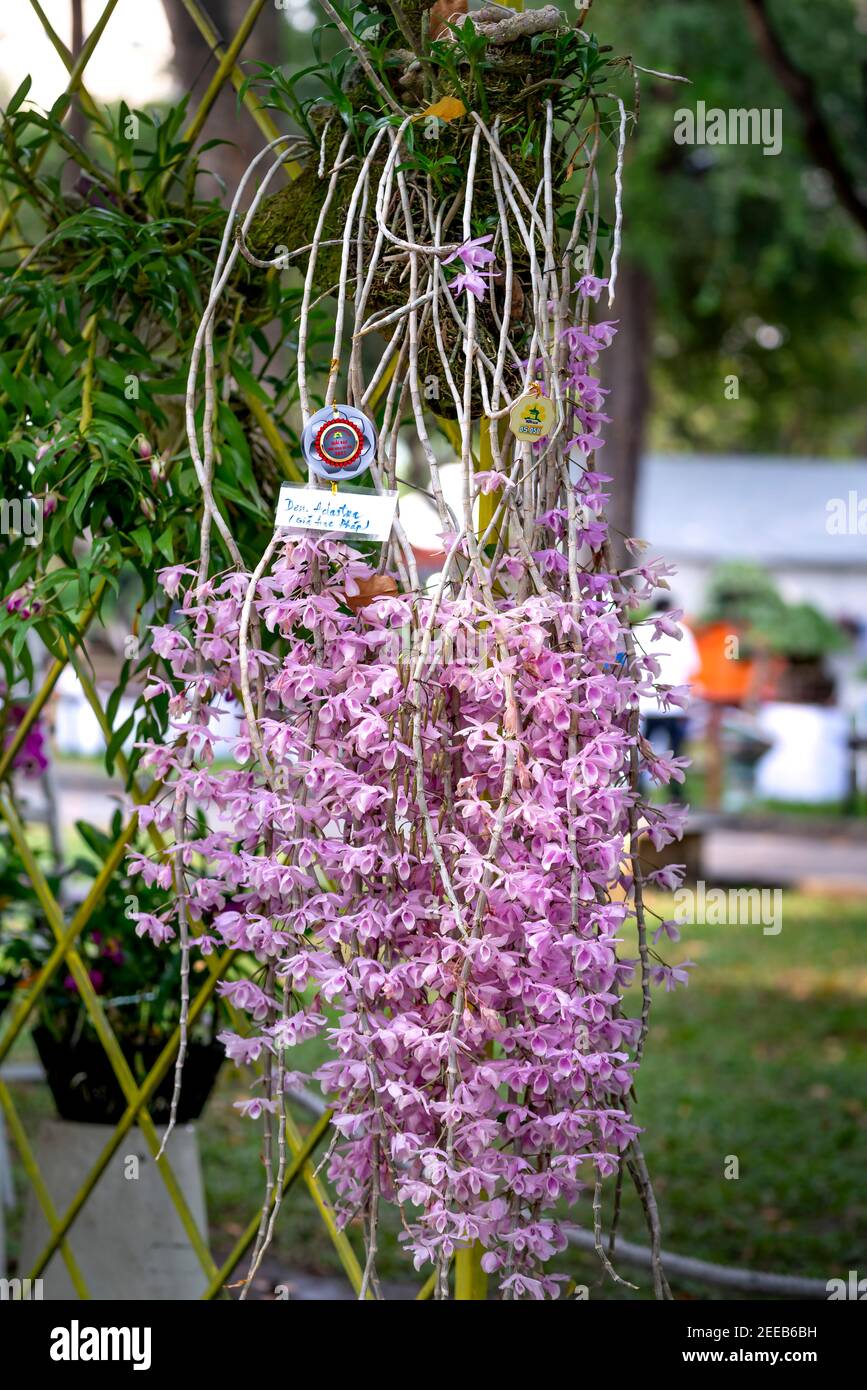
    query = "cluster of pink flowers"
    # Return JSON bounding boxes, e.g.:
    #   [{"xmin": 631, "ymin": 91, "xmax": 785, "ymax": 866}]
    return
[
  {"xmin": 6, "ymin": 582, "xmax": 41, "ymax": 620},
  {"xmin": 132, "ymin": 292, "xmax": 690, "ymax": 1297}
]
